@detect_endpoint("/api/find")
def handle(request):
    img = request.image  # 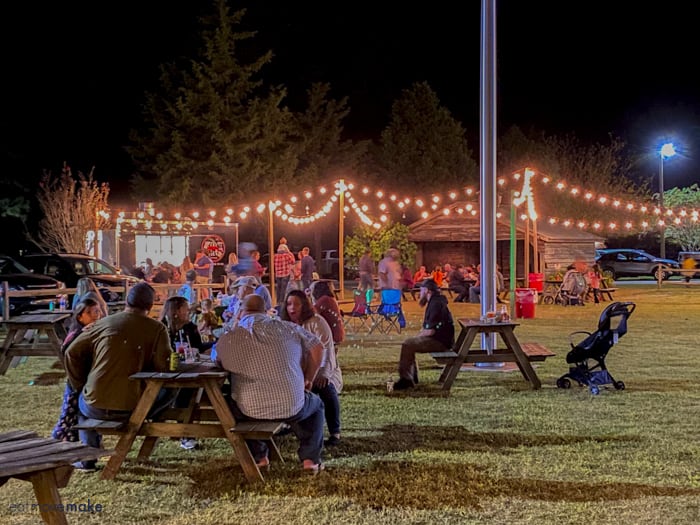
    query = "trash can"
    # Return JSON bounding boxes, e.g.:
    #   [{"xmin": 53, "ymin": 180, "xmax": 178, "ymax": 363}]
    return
[
  {"xmin": 515, "ymin": 288, "xmax": 537, "ymax": 318},
  {"xmin": 528, "ymin": 272, "xmax": 544, "ymax": 292}
]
